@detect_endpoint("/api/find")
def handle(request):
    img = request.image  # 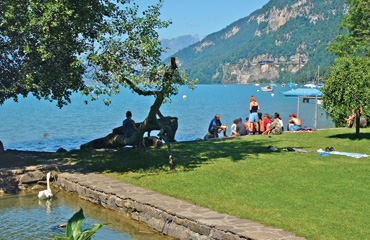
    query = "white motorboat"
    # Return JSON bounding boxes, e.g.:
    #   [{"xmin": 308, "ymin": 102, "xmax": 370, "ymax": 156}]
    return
[
  {"xmin": 261, "ymin": 86, "xmax": 273, "ymax": 92},
  {"xmin": 304, "ymin": 83, "xmax": 317, "ymax": 88}
]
